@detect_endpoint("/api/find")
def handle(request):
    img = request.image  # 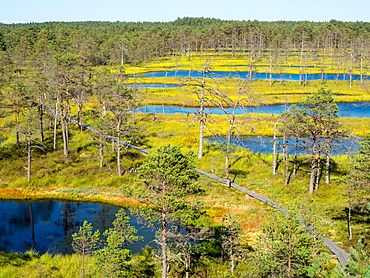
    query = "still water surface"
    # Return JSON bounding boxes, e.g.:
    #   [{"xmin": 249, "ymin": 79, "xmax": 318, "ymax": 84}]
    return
[
  {"xmin": 0, "ymin": 200, "xmax": 155, "ymax": 254},
  {"xmin": 136, "ymin": 70, "xmax": 370, "ymax": 81},
  {"xmin": 136, "ymin": 102, "xmax": 370, "ymax": 118},
  {"xmin": 205, "ymin": 136, "xmax": 361, "ymax": 155}
]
